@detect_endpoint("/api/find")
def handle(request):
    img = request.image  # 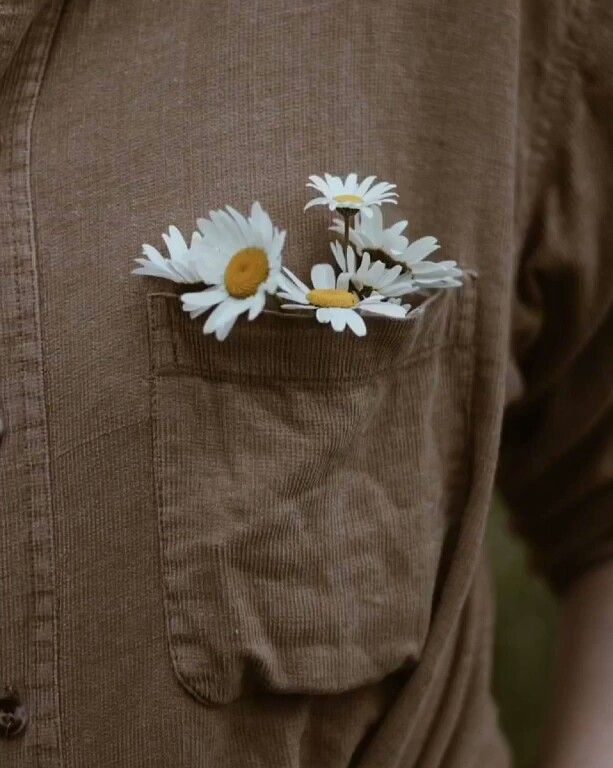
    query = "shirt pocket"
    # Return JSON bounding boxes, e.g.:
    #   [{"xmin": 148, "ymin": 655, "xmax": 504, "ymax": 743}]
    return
[{"xmin": 147, "ymin": 278, "xmax": 477, "ymax": 705}]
